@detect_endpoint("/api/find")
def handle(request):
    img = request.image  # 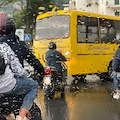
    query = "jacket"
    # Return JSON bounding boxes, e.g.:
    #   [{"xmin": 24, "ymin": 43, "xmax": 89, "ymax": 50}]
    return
[
  {"xmin": 45, "ymin": 49, "xmax": 67, "ymax": 71},
  {"xmin": 0, "ymin": 33, "xmax": 44, "ymax": 75},
  {"xmin": 0, "ymin": 42, "xmax": 28, "ymax": 93},
  {"xmin": 112, "ymin": 47, "xmax": 120, "ymax": 72}
]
